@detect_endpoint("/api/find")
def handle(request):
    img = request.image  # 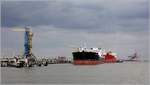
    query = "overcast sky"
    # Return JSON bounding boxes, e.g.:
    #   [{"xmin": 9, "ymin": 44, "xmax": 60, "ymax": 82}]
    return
[{"xmin": 1, "ymin": 0, "xmax": 149, "ymax": 60}]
